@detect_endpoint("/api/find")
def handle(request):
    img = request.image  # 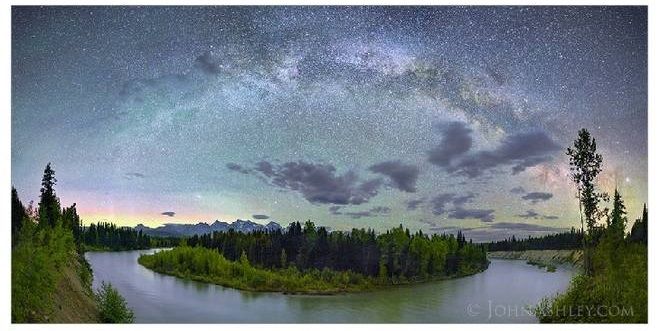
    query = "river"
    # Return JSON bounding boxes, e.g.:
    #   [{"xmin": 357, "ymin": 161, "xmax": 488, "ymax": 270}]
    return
[{"xmin": 86, "ymin": 249, "xmax": 574, "ymax": 323}]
